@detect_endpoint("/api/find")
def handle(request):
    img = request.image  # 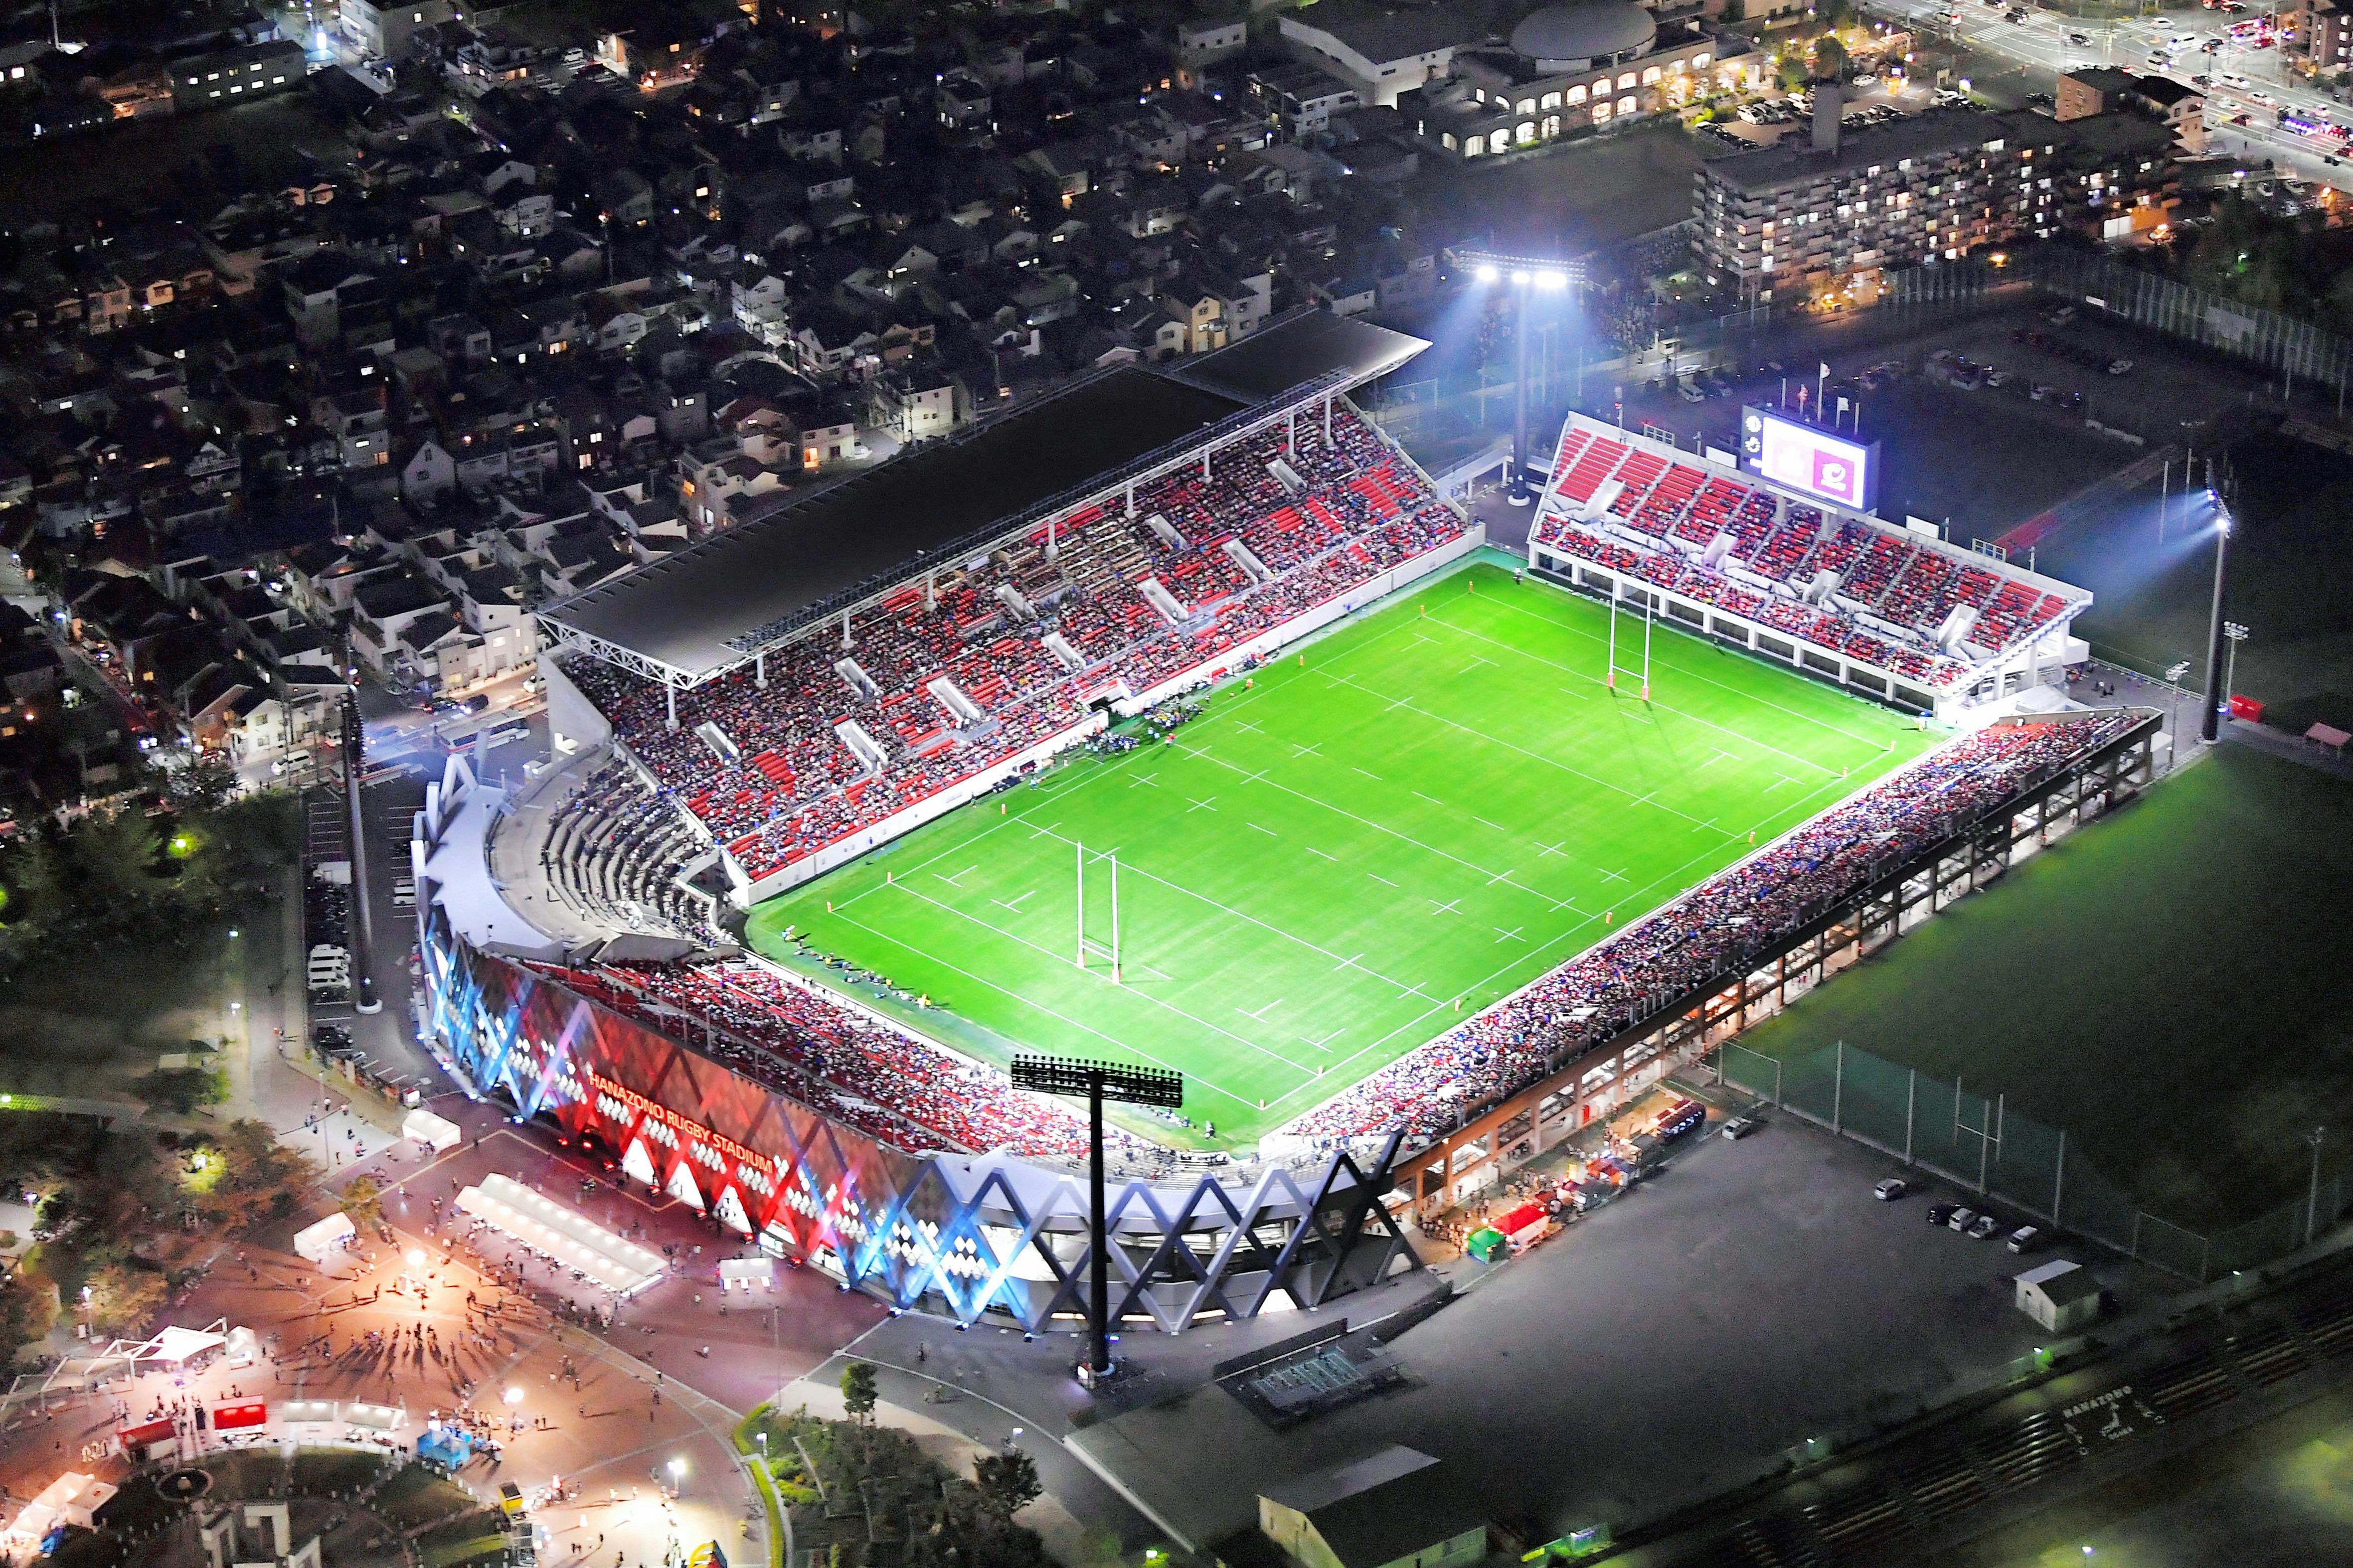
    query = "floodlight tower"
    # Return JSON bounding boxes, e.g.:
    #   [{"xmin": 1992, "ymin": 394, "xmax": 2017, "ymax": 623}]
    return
[
  {"xmin": 2199, "ymin": 485, "xmax": 2234, "ymax": 745},
  {"xmin": 341, "ymin": 690, "xmax": 381, "ymax": 1014},
  {"xmin": 1008, "ymin": 1056, "xmax": 1182, "ymax": 1386},
  {"xmin": 1453, "ymin": 251, "xmax": 1582, "ymax": 505}
]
